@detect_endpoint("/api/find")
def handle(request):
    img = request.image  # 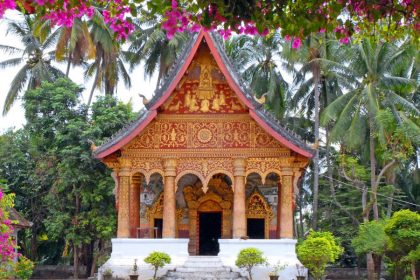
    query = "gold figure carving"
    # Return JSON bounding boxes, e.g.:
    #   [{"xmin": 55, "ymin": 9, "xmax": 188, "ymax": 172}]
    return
[
  {"xmin": 184, "ymin": 90, "xmax": 191, "ymax": 107},
  {"xmin": 200, "ymin": 99, "xmax": 210, "ymax": 113},
  {"xmin": 168, "ymin": 101, "xmax": 180, "ymax": 111},
  {"xmin": 189, "ymin": 96, "xmax": 200, "ymax": 112},
  {"xmin": 219, "ymin": 90, "xmax": 226, "ymax": 105},
  {"xmin": 197, "ymin": 65, "xmax": 214, "ymax": 100},
  {"xmin": 211, "ymin": 95, "xmax": 220, "ymax": 111}
]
